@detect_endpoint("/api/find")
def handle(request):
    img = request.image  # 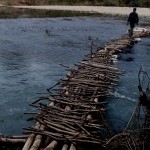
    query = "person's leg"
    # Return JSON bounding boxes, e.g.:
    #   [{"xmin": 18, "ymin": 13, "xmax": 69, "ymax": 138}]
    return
[
  {"xmin": 130, "ymin": 27, "xmax": 133, "ymax": 36},
  {"xmin": 130, "ymin": 23, "xmax": 135, "ymax": 37},
  {"xmin": 128, "ymin": 28, "xmax": 133, "ymax": 37}
]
